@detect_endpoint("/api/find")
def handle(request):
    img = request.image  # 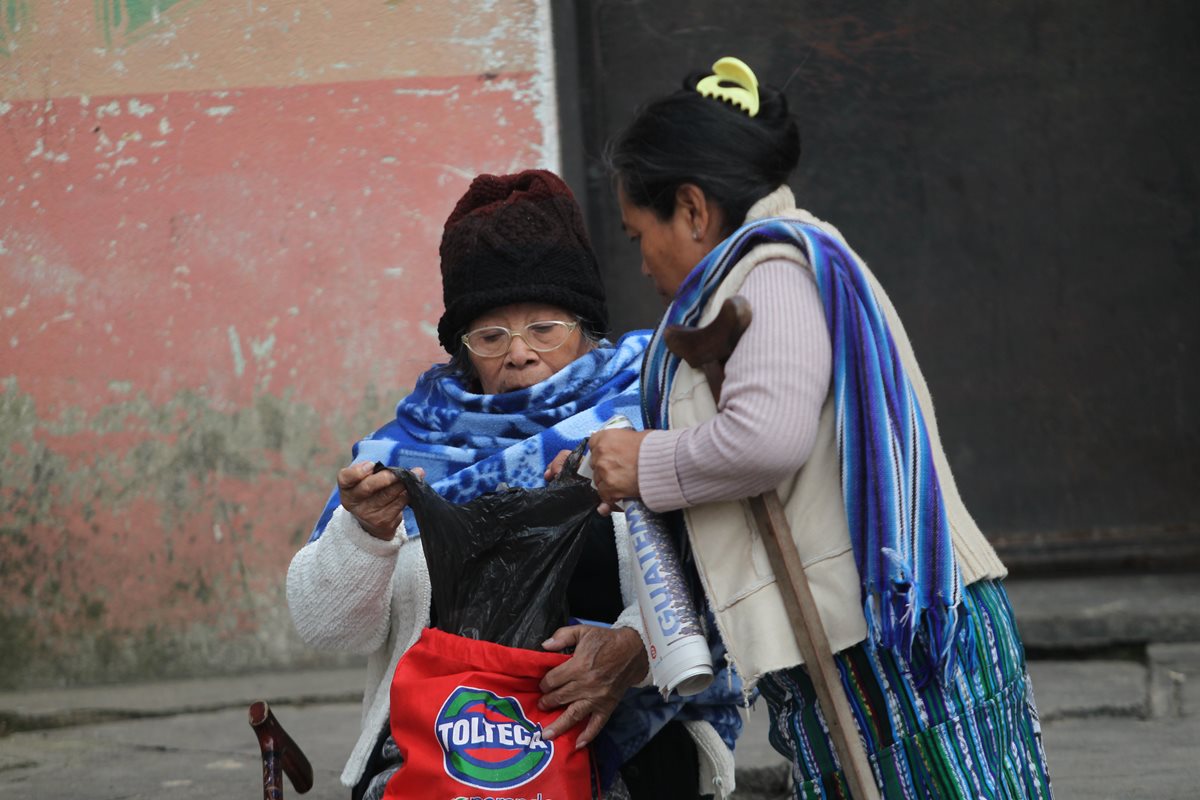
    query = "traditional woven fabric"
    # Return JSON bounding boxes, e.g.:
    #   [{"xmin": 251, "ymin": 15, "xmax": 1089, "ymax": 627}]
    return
[
  {"xmin": 310, "ymin": 331, "xmax": 650, "ymax": 541},
  {"xmin": 757, "ymin": 580, "xmax": 1052, "ymax": 800},
  {"xmin": 642, "ymin": 217, "xmax": 964, "ymax": 678}
]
